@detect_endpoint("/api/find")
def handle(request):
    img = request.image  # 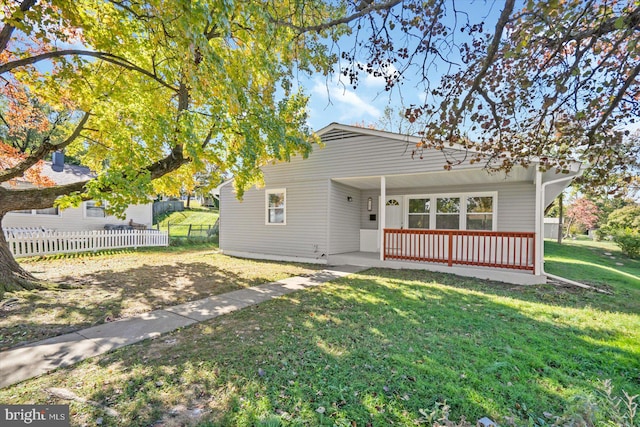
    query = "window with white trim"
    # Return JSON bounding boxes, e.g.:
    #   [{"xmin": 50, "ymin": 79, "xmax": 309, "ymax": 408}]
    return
[
  {"xmin": 436, "ymin": 197, "xmax": 460, "ymax": 230},
  {"xmin": 408, "ymin": 198, "xmax": 430, "ymax": 229},
  {"xmin": 85, "ymin": 200, "xmax": 106, "ymax": 218},
  {"xmin": 405, "ymin": 193, "xmax": 496, "ymax": 231},
  {"xmin": 266, "ymin": 189, "xmax": 286, "ymax": 225},
  {"xmin": 466, "ymin": 196, "xmax": 493, "ymax": 230}
]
